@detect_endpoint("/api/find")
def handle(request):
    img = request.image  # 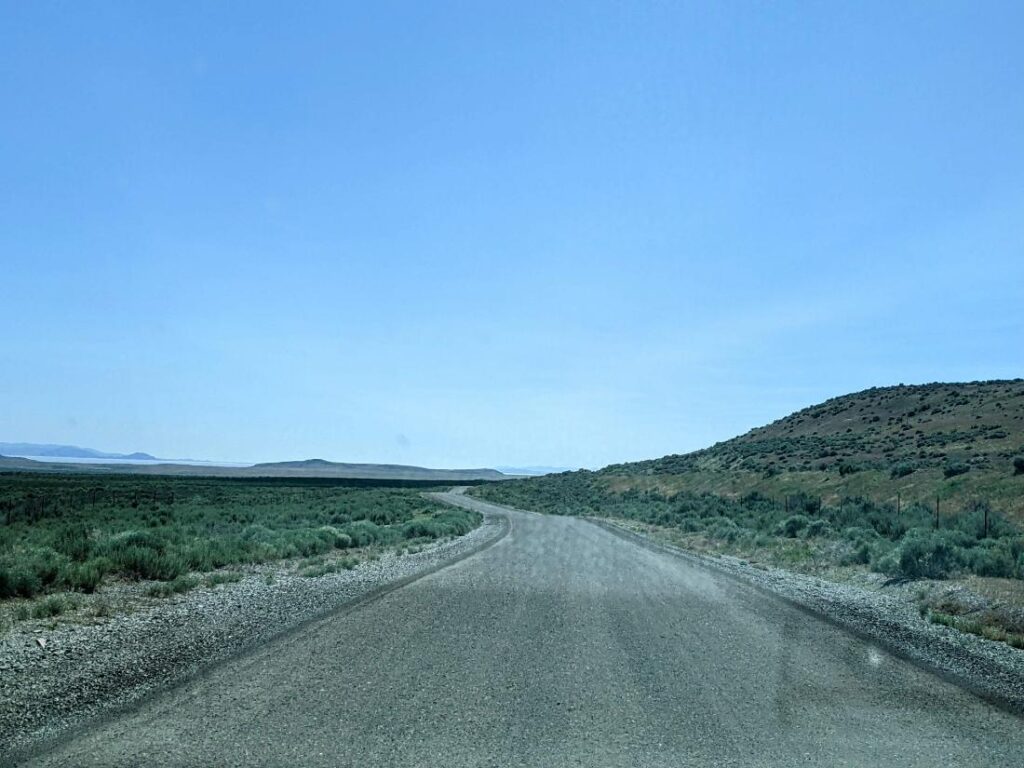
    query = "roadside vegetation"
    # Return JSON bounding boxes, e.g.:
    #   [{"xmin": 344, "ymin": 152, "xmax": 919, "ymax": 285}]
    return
[
  {"xmin": 476, "ymin": 475, "xmax": 1024, "ymax": 580},
  {"xmin": 472, "ymin": 380, "xmax": 1024, "ymax": 649},
  {"xmin": 0, "ymin": 474, "xmax": 479, "ymax": 625},
  {"xmin": 475, "ymin": 476, "xmax": 1024, "ymax": 648}
]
